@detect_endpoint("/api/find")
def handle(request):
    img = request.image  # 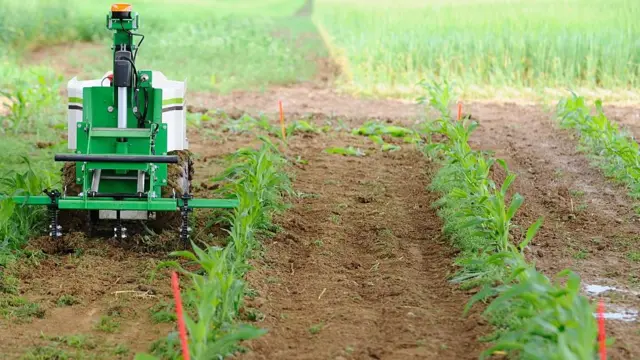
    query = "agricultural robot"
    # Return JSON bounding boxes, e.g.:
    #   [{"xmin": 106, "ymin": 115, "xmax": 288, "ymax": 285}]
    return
[{"xmin": 4, "ymin": 4, "xmax": 237, "ymax": 244}]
